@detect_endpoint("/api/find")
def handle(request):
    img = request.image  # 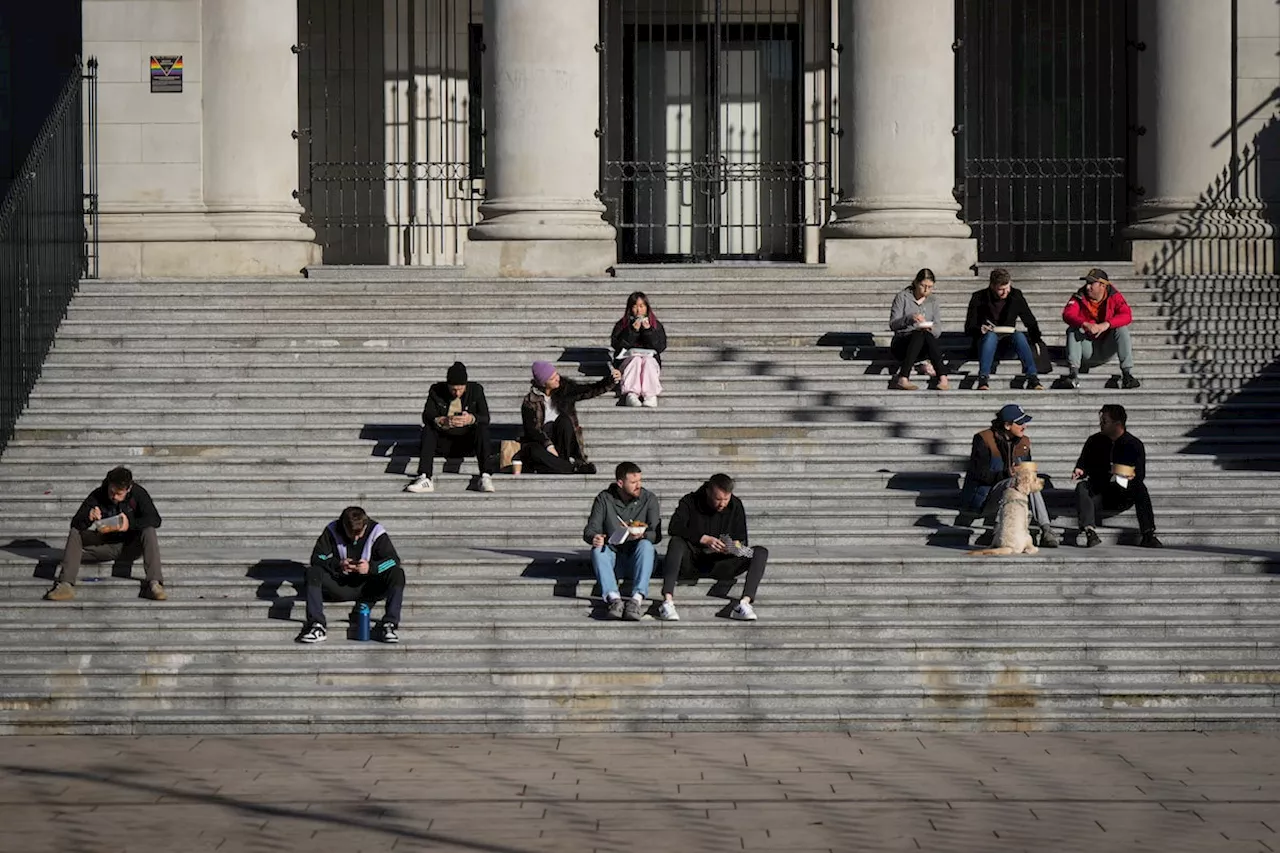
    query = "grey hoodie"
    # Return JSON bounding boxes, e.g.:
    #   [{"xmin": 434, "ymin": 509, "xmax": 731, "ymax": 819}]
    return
[
  {"xmin": 888, "ymin": 286, "xmax": 942, "ymax": 339},
  {"xmin": 583, "ymin": 485, "xmax": 662, "ymax": 546}
]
